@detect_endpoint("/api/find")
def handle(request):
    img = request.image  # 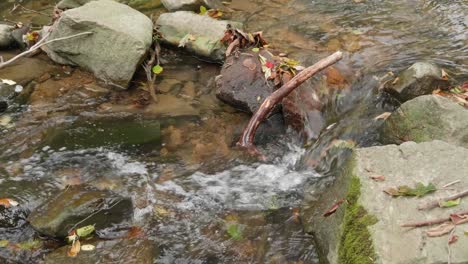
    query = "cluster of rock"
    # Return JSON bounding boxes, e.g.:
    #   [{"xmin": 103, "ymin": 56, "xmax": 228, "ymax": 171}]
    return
[{"xmin": 301, "ymin": 61, "xmax": 467, "ymax": 263}]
